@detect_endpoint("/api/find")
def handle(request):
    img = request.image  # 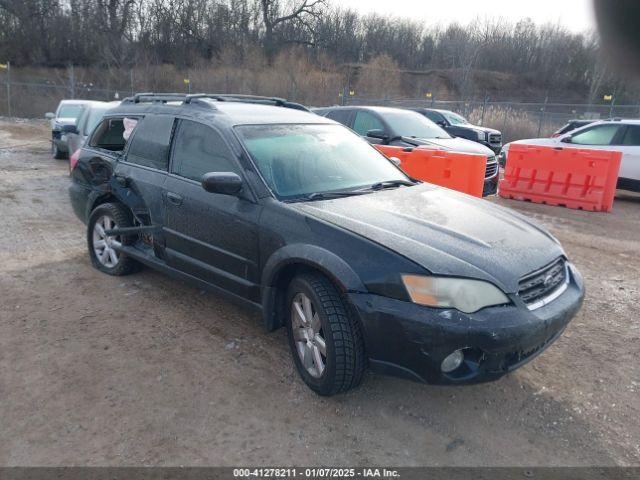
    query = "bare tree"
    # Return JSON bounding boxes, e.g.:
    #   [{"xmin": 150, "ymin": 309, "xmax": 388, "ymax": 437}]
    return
[{"xmin": 258, "ymin": 0, "xmax": 326, "ymax": 60}]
